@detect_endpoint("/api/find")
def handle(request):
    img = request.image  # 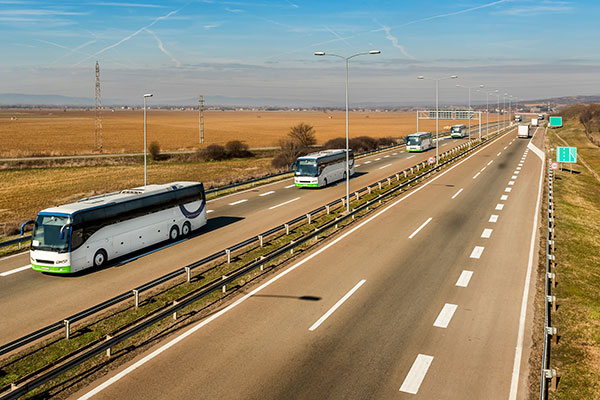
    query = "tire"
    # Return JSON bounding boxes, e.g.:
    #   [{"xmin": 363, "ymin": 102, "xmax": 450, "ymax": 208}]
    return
[
  {"xmin": 93, "ymin": 249, "xmax": 107, "ymax": 268},
  {"xmin": 343, "ymin": 172, "xmax": 347, "ymax": 180},
  {"xmin": 181, "ymin": 222, "xmax": 191, "ymax": 237},
  {"xmin": 323, "ymin": 178, "xmax": 328, "ymax": 187},
  {"xmin": 169, "ymin": 225, "xmax": 180, "ymax": 241}
]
